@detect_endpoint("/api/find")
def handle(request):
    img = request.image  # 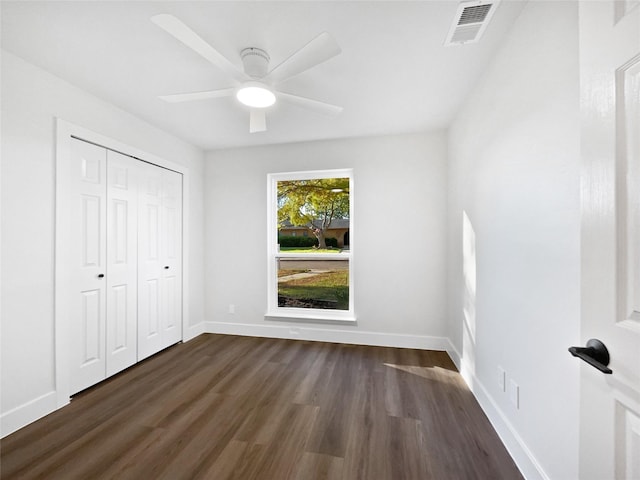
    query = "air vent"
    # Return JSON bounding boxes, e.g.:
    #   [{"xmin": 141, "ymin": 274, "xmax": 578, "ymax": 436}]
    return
[{"xmin": 444, "ymin": 0, "xmax": 500, "ymax": 46}]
